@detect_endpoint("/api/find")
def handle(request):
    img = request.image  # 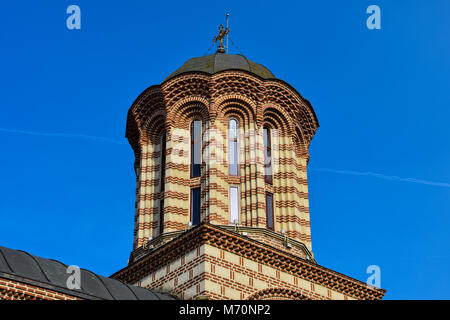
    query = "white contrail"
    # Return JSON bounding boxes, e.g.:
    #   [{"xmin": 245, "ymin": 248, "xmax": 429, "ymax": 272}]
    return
[
  {"xmin": 0, "ymin": 128, "xmax": 127, "ymax": 145},
  {"xmin": 310, "ymin": 167, "xmax": 450, "ymax": 188}
]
